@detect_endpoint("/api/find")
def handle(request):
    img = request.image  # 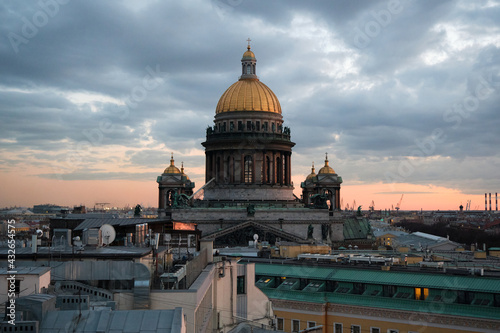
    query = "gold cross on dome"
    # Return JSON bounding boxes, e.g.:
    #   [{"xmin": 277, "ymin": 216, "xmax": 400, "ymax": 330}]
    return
[{"xmin": 247, "ymin": 38, "xmax": 251, "ymax": 47}]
